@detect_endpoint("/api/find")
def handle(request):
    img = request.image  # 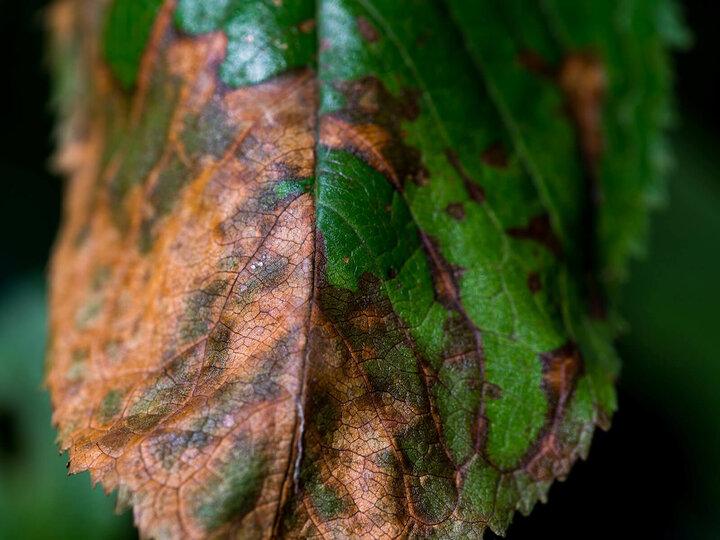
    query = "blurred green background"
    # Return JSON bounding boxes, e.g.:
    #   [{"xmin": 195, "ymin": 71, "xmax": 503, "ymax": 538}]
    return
[{"xmin": 0, "ymin": 1, "xmax": 717, "ymax": 539}]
